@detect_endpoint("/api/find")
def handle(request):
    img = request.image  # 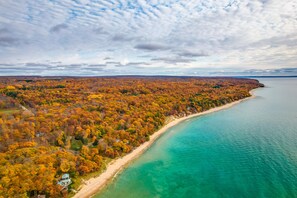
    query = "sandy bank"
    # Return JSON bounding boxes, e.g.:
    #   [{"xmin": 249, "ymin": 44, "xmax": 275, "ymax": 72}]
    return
[{"xmin": 73, "ymin": 92, "xmax": 256, "ymax": 198}]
